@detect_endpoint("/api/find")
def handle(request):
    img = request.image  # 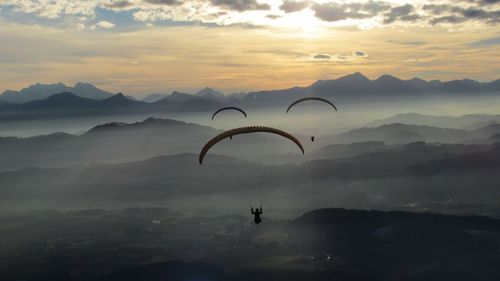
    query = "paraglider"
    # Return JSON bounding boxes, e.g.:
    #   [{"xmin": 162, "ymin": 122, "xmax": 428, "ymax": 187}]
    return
[
  {"xmin": 211, "ymin": 107, "xmax": 247, "ymax": 120},
  {"xmin": 198, "ymin": 126, "xmax": 304, "ymax": 224},
  {"xmin": 198, "ymin": 126, "xmax": 304, "ymax": 164},
  {"xmin": 286, "ymin": 97, "xmax": 337, "ymax": 142},
  {"xmin": 286, "ymin": 97, "xmax": 337, "ymax": 113}
]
